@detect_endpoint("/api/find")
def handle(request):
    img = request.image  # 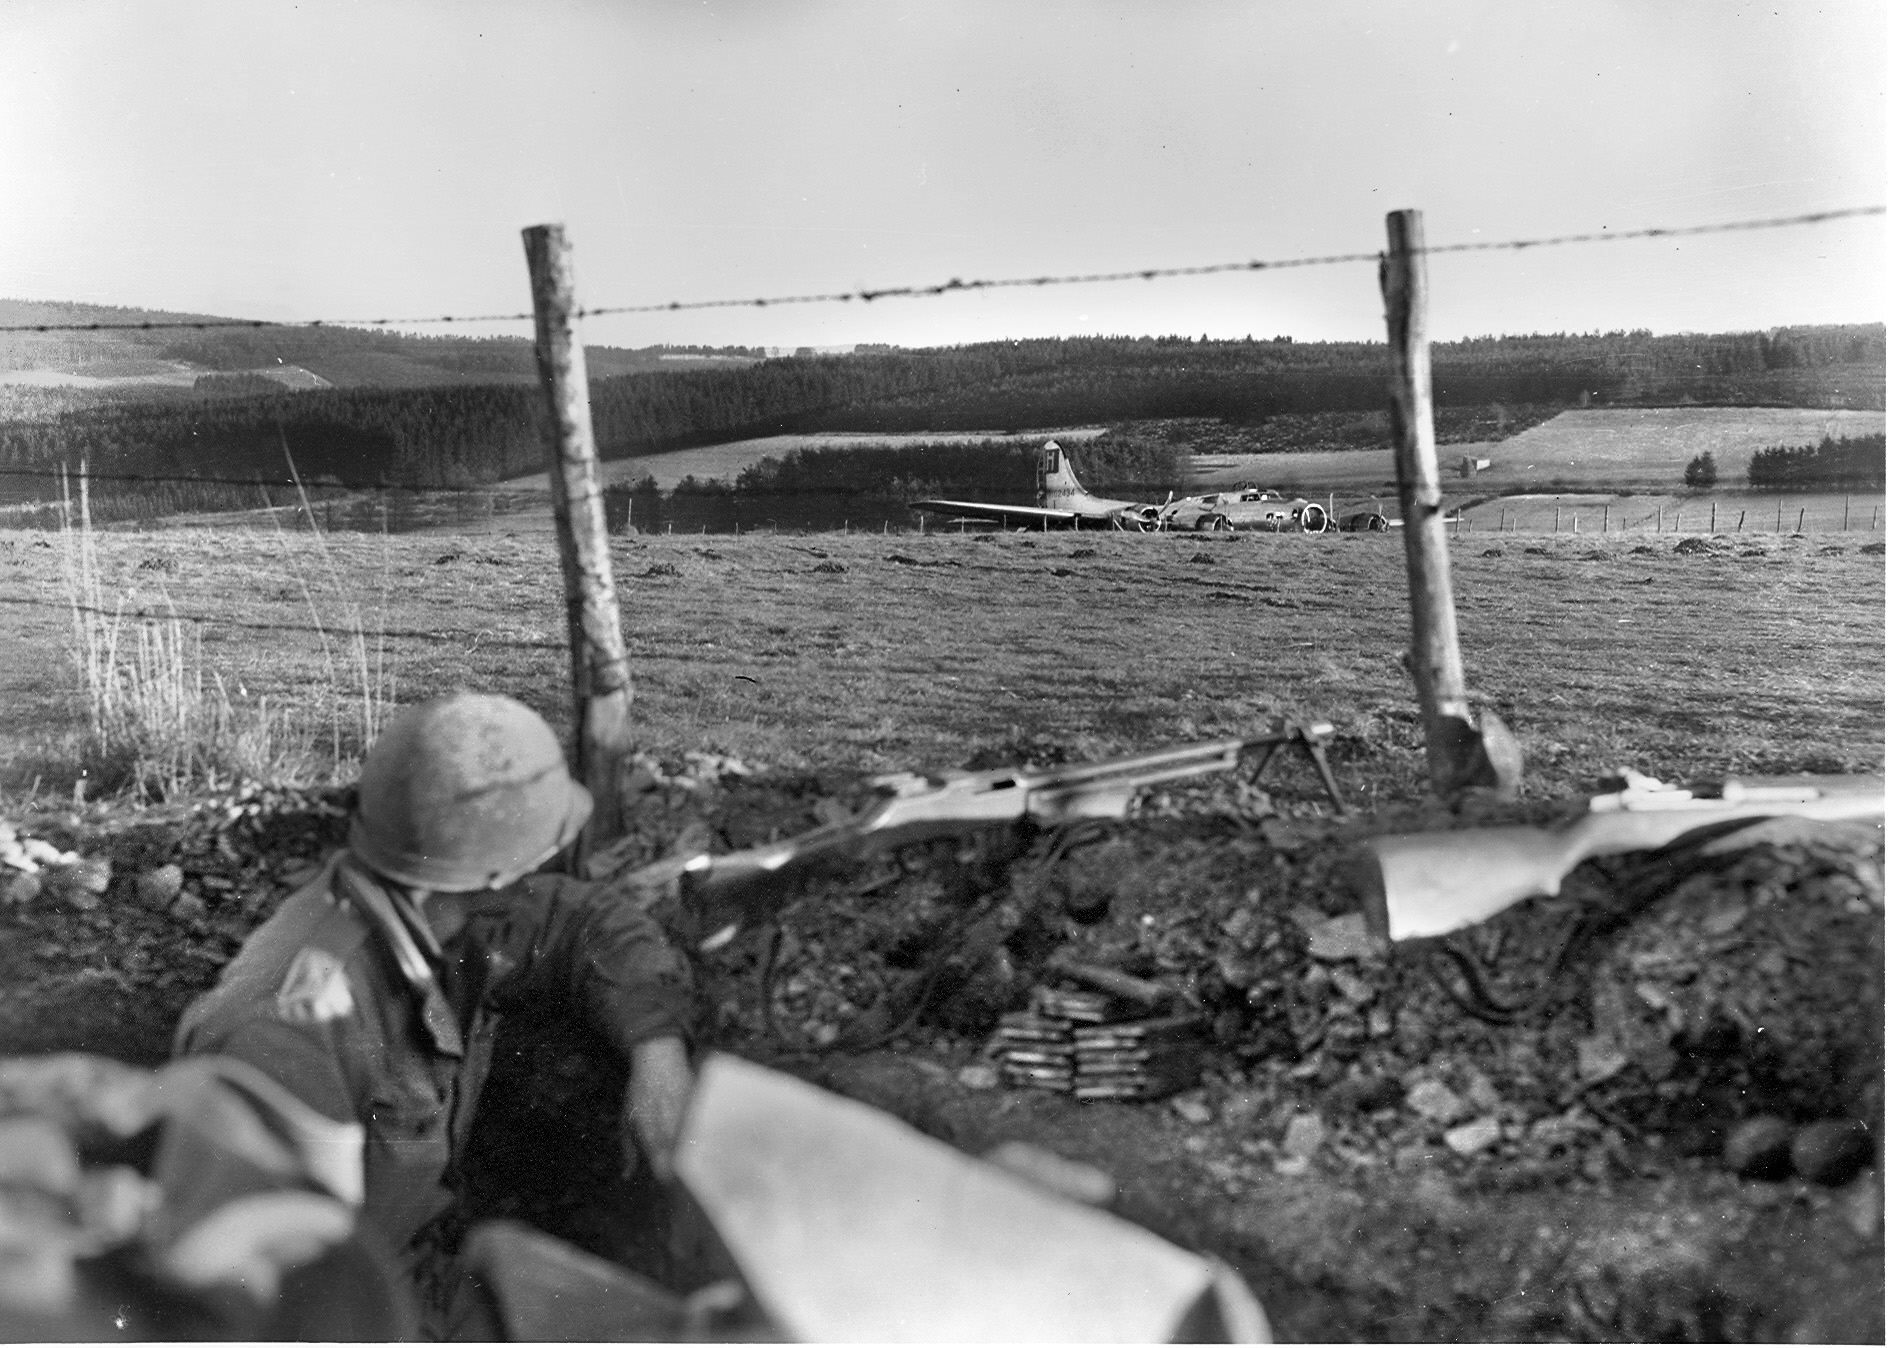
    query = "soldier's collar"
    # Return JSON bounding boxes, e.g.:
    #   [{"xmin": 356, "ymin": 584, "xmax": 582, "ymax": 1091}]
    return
[{"xmin": 333, "ymin": 855, "xmax": 464, "ymax": 1058}]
